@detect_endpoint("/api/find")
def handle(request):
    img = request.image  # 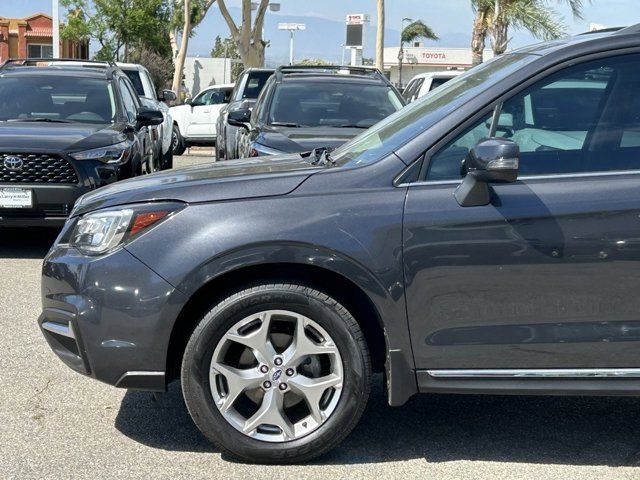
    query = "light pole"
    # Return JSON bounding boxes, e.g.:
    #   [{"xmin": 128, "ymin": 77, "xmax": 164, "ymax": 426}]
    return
[
  {"xmin": 278, "ymin": 23, "xmax": 306, "ymax": 65},
  {"xmin": 52, "ymin": 0, "xmax": 60, "ymax": 58},
  {"xmin": 397, "ymin": 17, "xmax": 412, "ymax": 89}
]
